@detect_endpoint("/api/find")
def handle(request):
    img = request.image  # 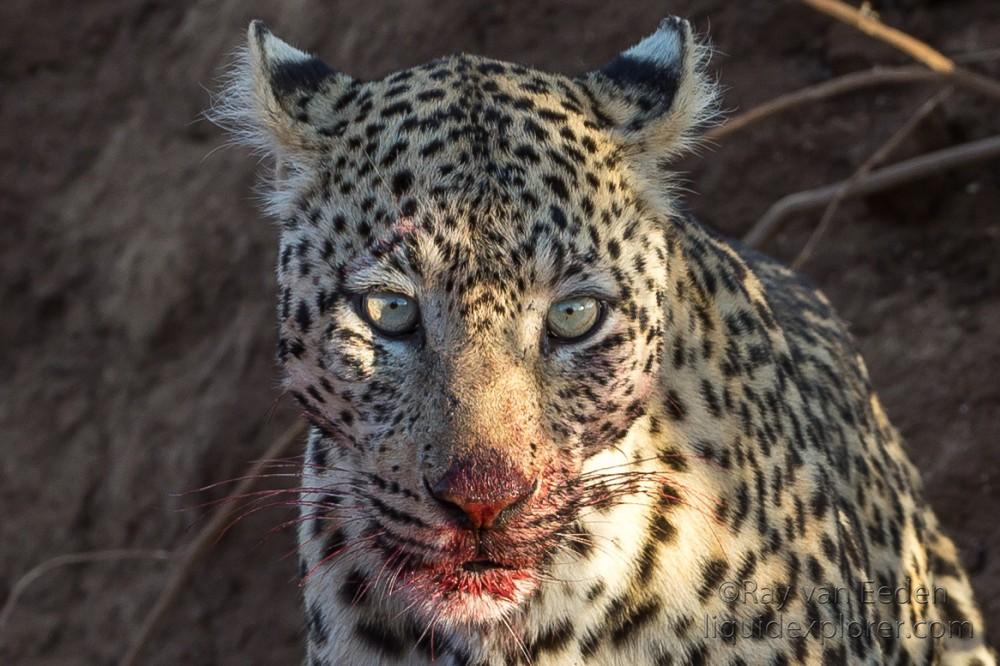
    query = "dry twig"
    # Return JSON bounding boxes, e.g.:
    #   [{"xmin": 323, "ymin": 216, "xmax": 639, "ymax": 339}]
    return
[
  {"xmin": 118, "ymin": 419, "xmax": 308, "ymax": 666},
  {"xmin": 737, "ymin": 0, "xmax": 1000, "ymax": 250},
  {"xmin": 802, "ymin": 0, "xmax": 954, "ymax": 71},
  {"xmin": 0, "ymin": 549, "xmax": 172, "ymax": 645},
  {"xmin": 707, "ymin": 2, "xmax": 1000, "ymax": 143},
  {"xmin": 789, "ymin": 87, "xmax": 953, "ymax": 269},
  {"xmin": 800, "ymin": 0, "xmax": 1000, "ymax": 99},
  {"xmin": 743, "ymin": 135, "xmax": 1000, "ymax": 247},
  {"xmin": 705, "ymin": 66, "xmax": 942, "ymax": 141}
]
